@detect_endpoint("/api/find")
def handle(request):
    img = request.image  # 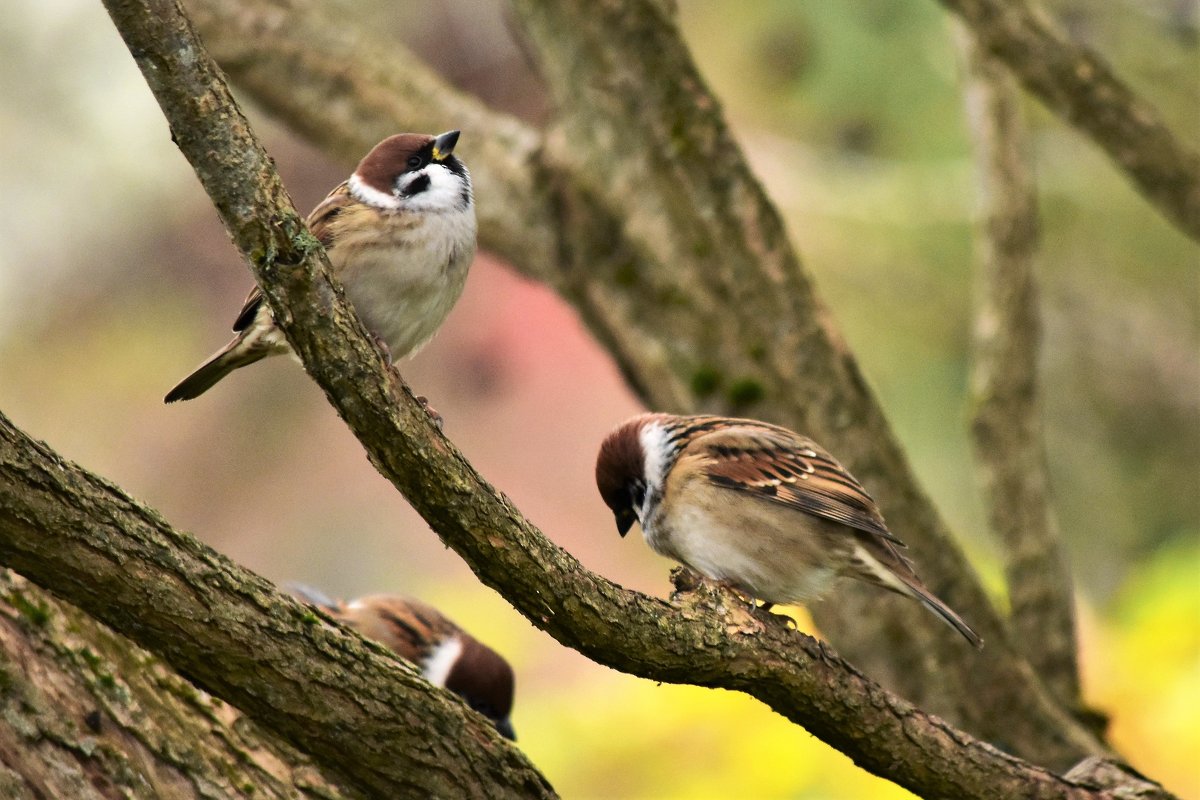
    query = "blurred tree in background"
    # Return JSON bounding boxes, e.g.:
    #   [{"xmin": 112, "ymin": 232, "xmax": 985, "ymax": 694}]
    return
[{"xmin": 0, "ymin": 0, "xmax": 1196, "ymax": 797}]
